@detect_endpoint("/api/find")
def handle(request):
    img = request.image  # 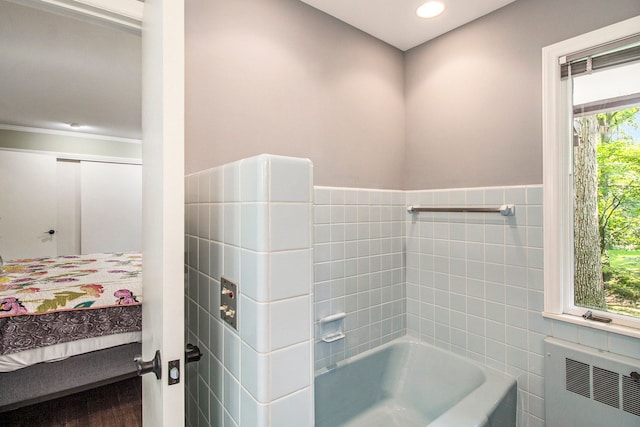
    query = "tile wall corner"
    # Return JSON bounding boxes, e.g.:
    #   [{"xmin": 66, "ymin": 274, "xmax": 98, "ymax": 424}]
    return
[{"xmin": 186, "ymin": 154, "xmax": 314, "ymax": 427}]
